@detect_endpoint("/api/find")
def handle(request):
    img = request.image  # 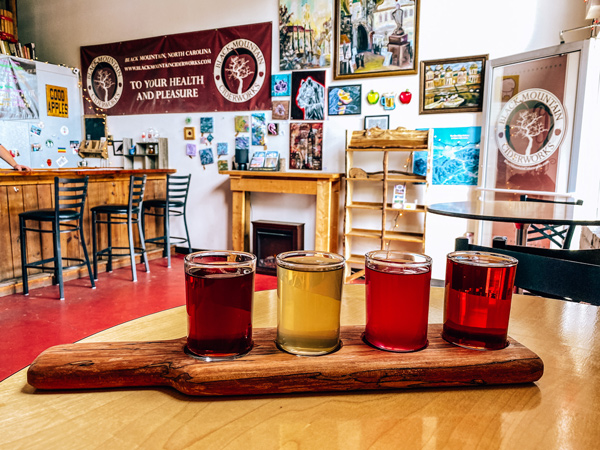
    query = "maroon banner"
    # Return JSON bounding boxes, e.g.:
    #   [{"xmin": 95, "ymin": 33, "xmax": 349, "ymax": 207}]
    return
[{"xmin": 80, "ymin": 22, "xmax": 272, "ymax": 115}]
